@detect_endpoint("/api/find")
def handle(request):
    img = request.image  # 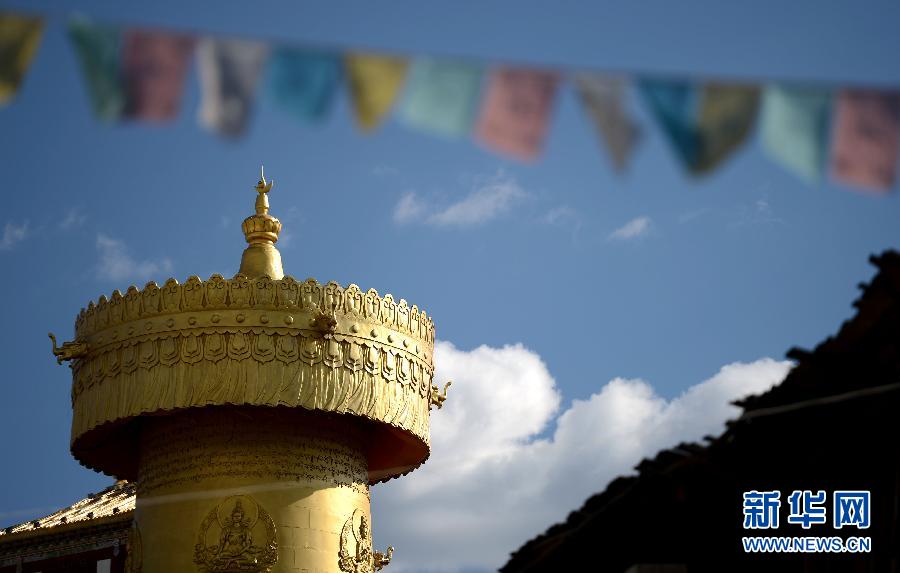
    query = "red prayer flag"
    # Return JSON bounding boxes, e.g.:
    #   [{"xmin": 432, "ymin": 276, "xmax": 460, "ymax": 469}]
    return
[
  {"xmin": 830, "ymin": 89, "xmax": 900, "ymax": 192},
  {"xmin": 122, "ymin": 29, "xmax": 194, "ymax": 121},
  {"xmin": 475, "ymin": 67, "xmax": 559, "ymax": 161}
]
